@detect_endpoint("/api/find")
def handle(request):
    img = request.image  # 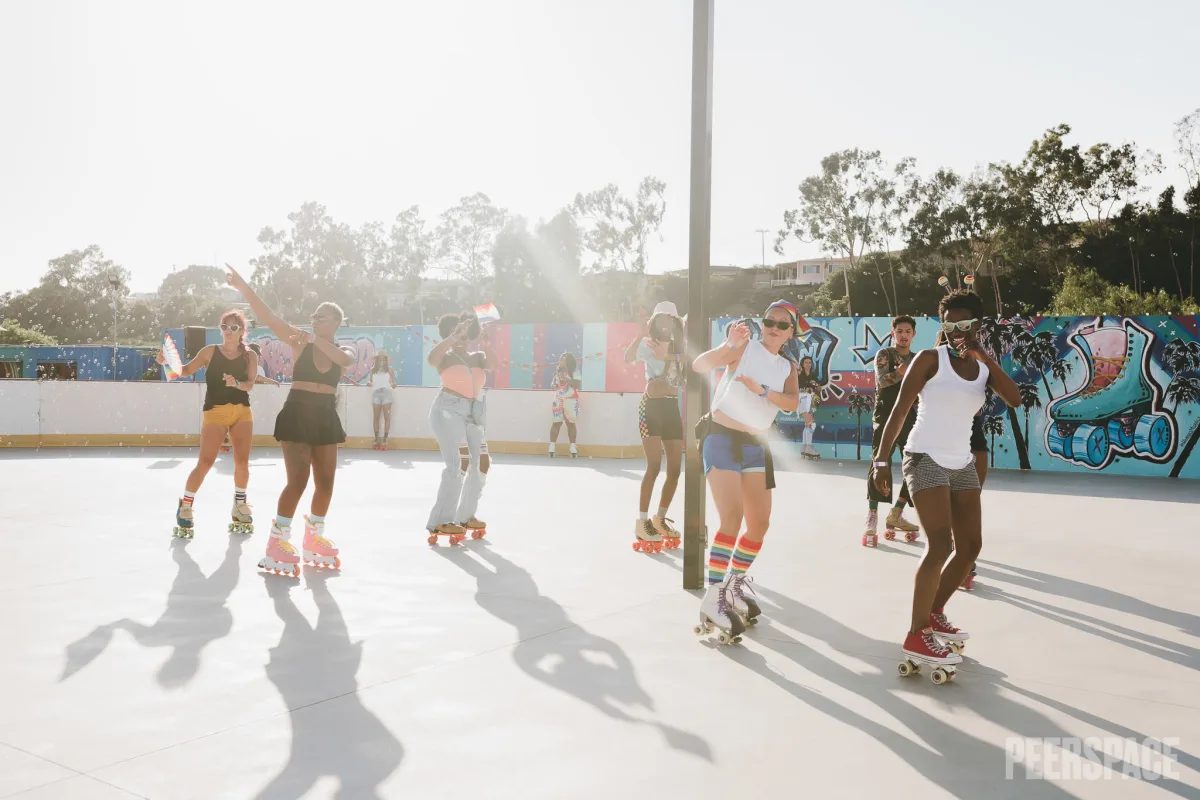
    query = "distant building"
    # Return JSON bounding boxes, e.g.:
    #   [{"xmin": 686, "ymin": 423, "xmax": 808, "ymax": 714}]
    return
[{"xmin": 668, "ymin": 257, "xmax": 851, "ymax": 287}]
